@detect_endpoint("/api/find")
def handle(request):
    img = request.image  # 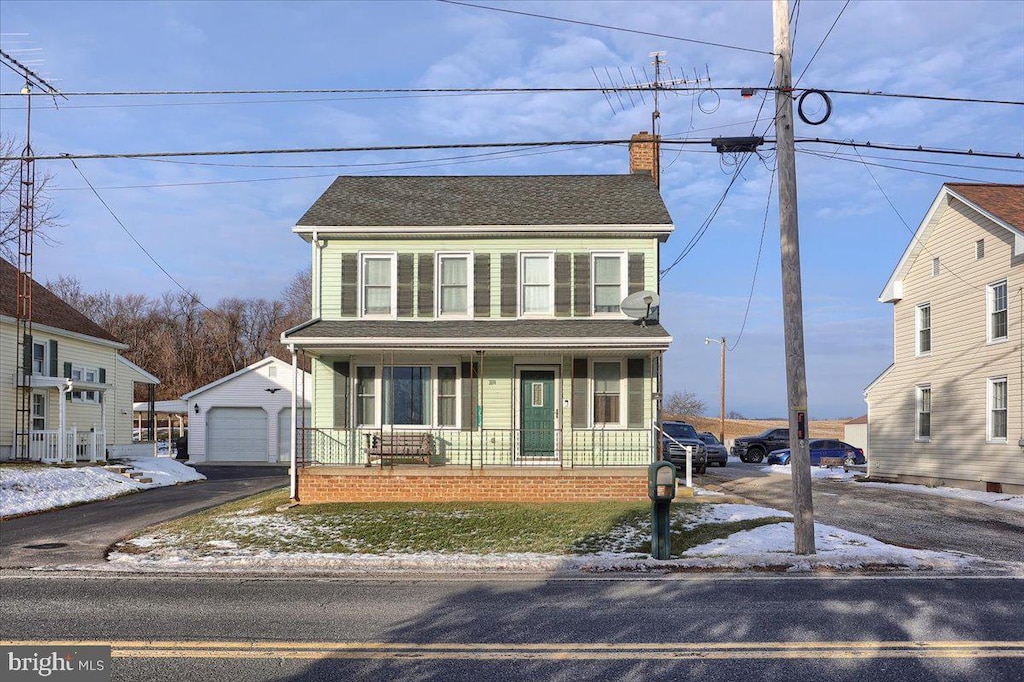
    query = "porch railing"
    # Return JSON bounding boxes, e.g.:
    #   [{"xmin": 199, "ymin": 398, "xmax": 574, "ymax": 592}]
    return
[
  {"xmin": 11, "ymin": 429, "xmax": 107, "ymax": 464},
  {"xmin": 296, "ymin": 426, "xmax": 654, "ymax": 468}
]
